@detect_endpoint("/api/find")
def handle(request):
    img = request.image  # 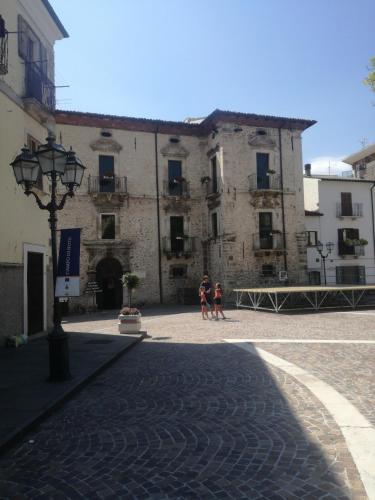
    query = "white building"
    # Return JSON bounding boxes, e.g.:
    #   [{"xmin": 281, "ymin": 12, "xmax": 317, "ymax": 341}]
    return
[
  {"xmin": 343, "ymin": 143, "xmax": 375, "ymax": 180},
  {"xmin": 304, "ymin": 164, "xmax": 375, "ymax": 285}
]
